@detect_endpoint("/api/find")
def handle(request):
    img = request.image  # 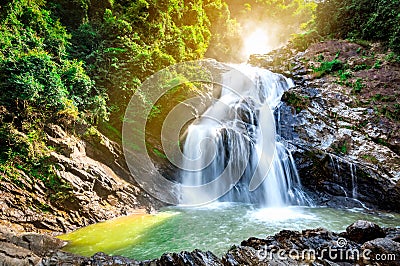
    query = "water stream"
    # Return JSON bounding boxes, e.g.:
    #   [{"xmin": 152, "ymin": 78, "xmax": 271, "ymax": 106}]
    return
[
  {"xmin": 180, "ymin": 65, "xmax": 310, "ymax": 206},
  {"xmin": 60, "ymin": 64, "xmax": 400, "ymax": 261},
  {"xmin": 60, "ymin": 204, "xmax": 400, "ymax": 260}
]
